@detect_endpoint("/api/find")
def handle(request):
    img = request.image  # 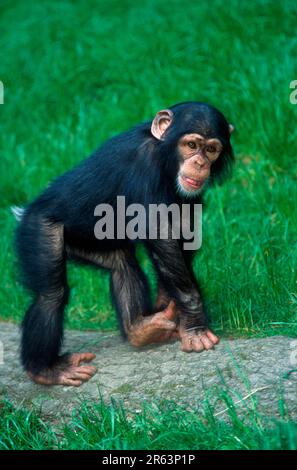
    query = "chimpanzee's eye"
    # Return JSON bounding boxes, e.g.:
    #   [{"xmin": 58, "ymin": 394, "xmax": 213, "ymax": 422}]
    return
[
  {"xmin": 205, "ymin": 145, "xmax": 216, "ymax": 153},
  {"xmin": 187, "ymin": 141, "xmax": 196, "ymax": 149}
]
